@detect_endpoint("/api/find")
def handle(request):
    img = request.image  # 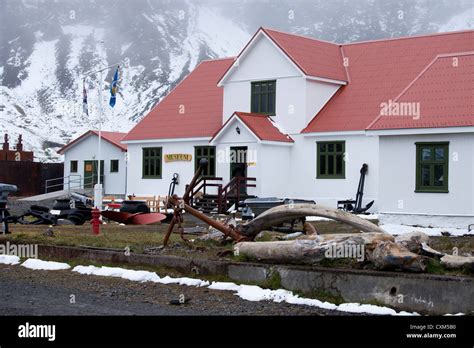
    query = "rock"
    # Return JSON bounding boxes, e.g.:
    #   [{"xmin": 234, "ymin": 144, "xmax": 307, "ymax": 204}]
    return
[
  {"xmin": 440, "ymin": 254, "xmax": 474, "ymax": 270},
  {"xmin": 197, "ymin": 228, "xmax": 226, "ymax": 242},
  {"xmin": 394, "ymin": 231, "xmax": 429, "ymax": 253},
  {"xmin": 278, "ymin": 232, "xmax": 303, "ymax": 240},
  {"xmin": 370, "ymin": 241, "xmax": 426, "ymax": 272}
]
